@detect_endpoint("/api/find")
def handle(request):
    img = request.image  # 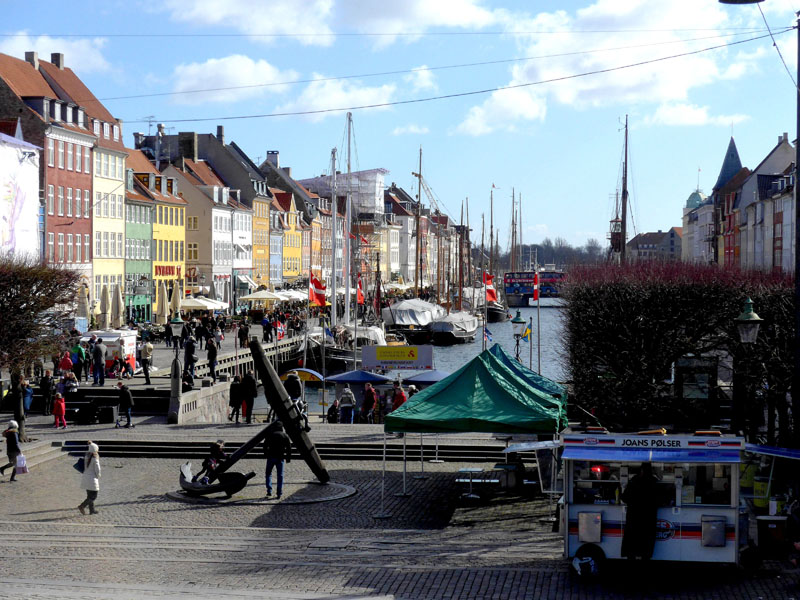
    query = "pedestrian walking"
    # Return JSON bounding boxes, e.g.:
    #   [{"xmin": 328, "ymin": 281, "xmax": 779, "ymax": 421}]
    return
[
  {"xmin": 52, "ymin": 393, "xmax": 67, "ymax": 429},
  {"xmin": 263, "ymin": 421, "xmax": 291, "ymax": 499},
  {"xmin": 77, "ymin": 442, "xmax": 101, "ymax": 515},
  {"xmin": 262, "ymin": 317, "xmax": 273, "ymax": 343},
  {"xmin": 115, "ymin": 381, "xmax": 134, "ymax": 428},
  {"xmin": 71, "ymin": 341, "xmax": 85, "ymax": 381},
  {"xmin": 183, "ymin": 336, "xmax": 197, "ymax": 378},
  {"xmin": 82, "ymin": 342, "xmax": 91, "ymax": 382},
  {"xmin": 0, "ymin": 420, "xmax": 21, "ymax": 482},
  {"xmin": 338, "ymin": 385, "xmax": 356, "ymax": 424},
  {"xmin": 214, "ymin": 326, "xmax": 224, "ymax": 349},
  {"xmin": 391, "ymin": 381, "xmax": 407, "ymax": 412},
  {"xmin": 242, "ymin": 370, "xmax": 258, "ymax": 424},
  {"xmin": 40, "ymin": 370, "xmax": 54, "ymax": 415},
  {"xmin": 21, "ymin": 378, "xmax": 34, "ymax": 416},
  {"xmin": 361, "ymin": 382, "xmax": 377, "ymax": 424},
  {"xmin": 228, "ymin": 375, "xmax": 243, "ymax": 423},
  {"xmin": 206, "ymin": 338, "xmax": 218, "ymax": 383},
  {"xmin": 92, "ymin": 338, "xmax": 108, "ymax": 386},
  {"xmin": 140, "ymin": 339, "xmax": 153, "ymax": 385}
]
